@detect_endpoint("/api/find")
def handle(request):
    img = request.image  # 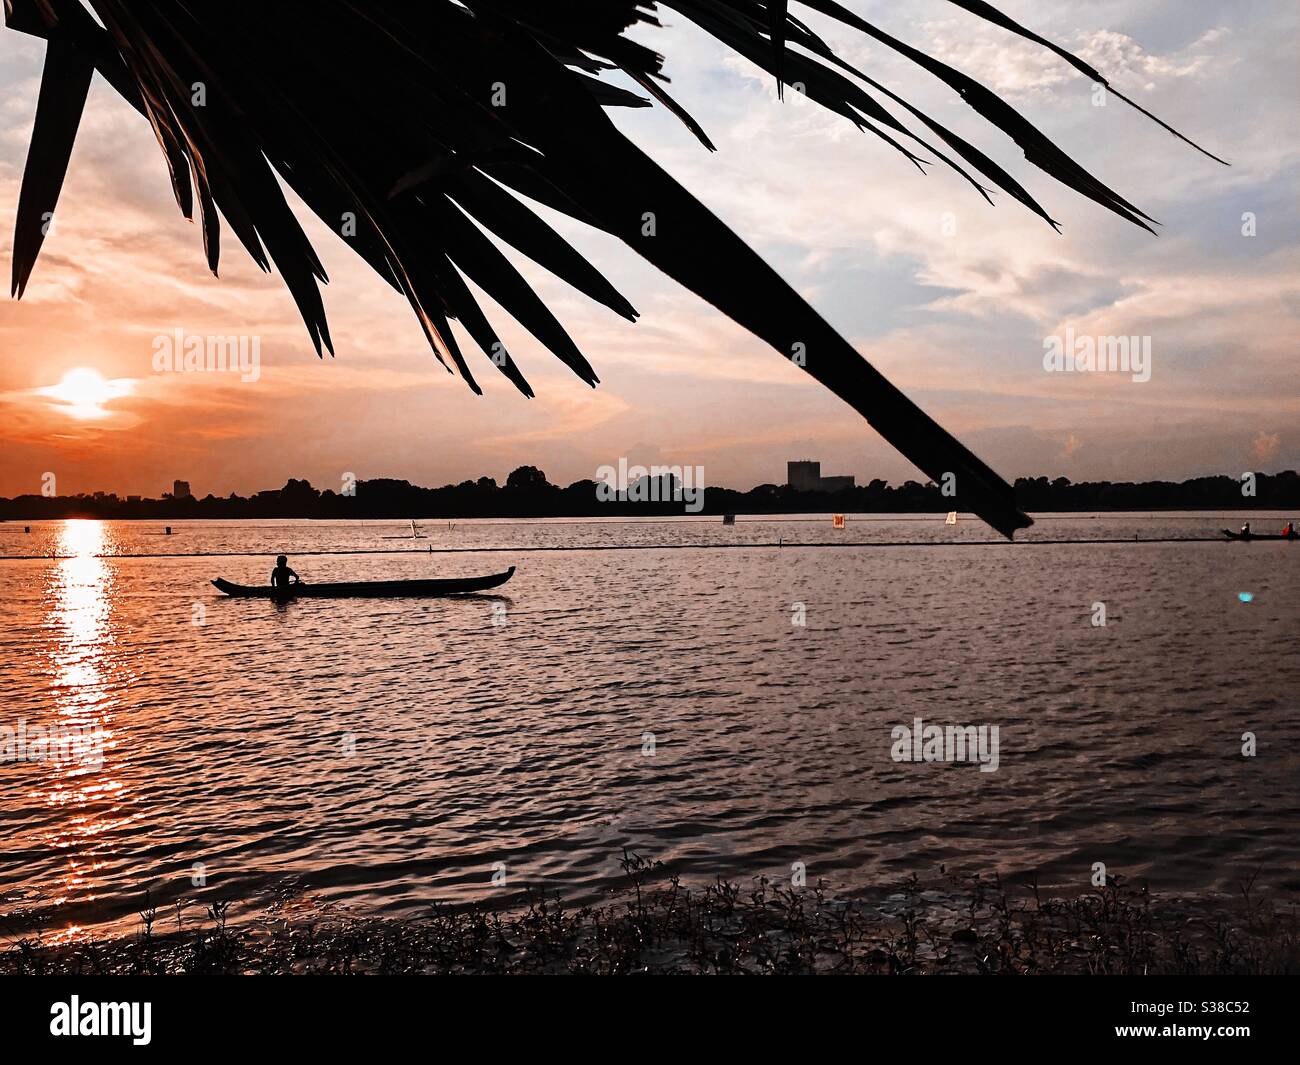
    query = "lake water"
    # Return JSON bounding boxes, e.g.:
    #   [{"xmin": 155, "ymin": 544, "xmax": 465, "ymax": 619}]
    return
[{"xmin": 1, "ymin": 513, "xmax": 1297, "ymax": 942}]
